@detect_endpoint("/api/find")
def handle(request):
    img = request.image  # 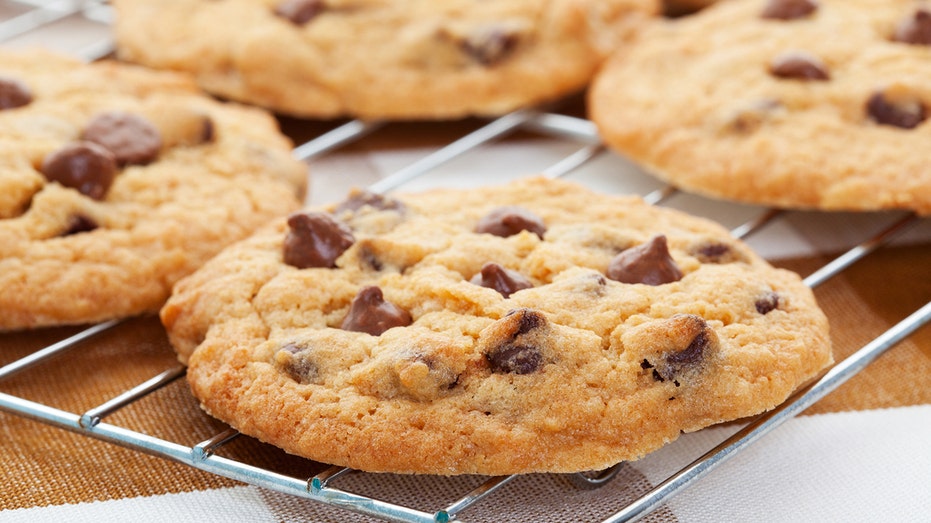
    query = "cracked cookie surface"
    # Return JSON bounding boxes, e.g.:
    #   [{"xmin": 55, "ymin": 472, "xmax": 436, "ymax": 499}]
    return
[
  {"xmin": 112, "ymin": 0, "xmax": 656, "ymax": 119},
  {"xmin": 0, "ymin": 50, "xmax": 307, "ymax": 330},
  {"xmin": 162, "ymin": 177, "xmax": 831, "ymax": 475},
  {"xmin": 590, "ymin": 0, "xmax": 931, "ymax": 214}
]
